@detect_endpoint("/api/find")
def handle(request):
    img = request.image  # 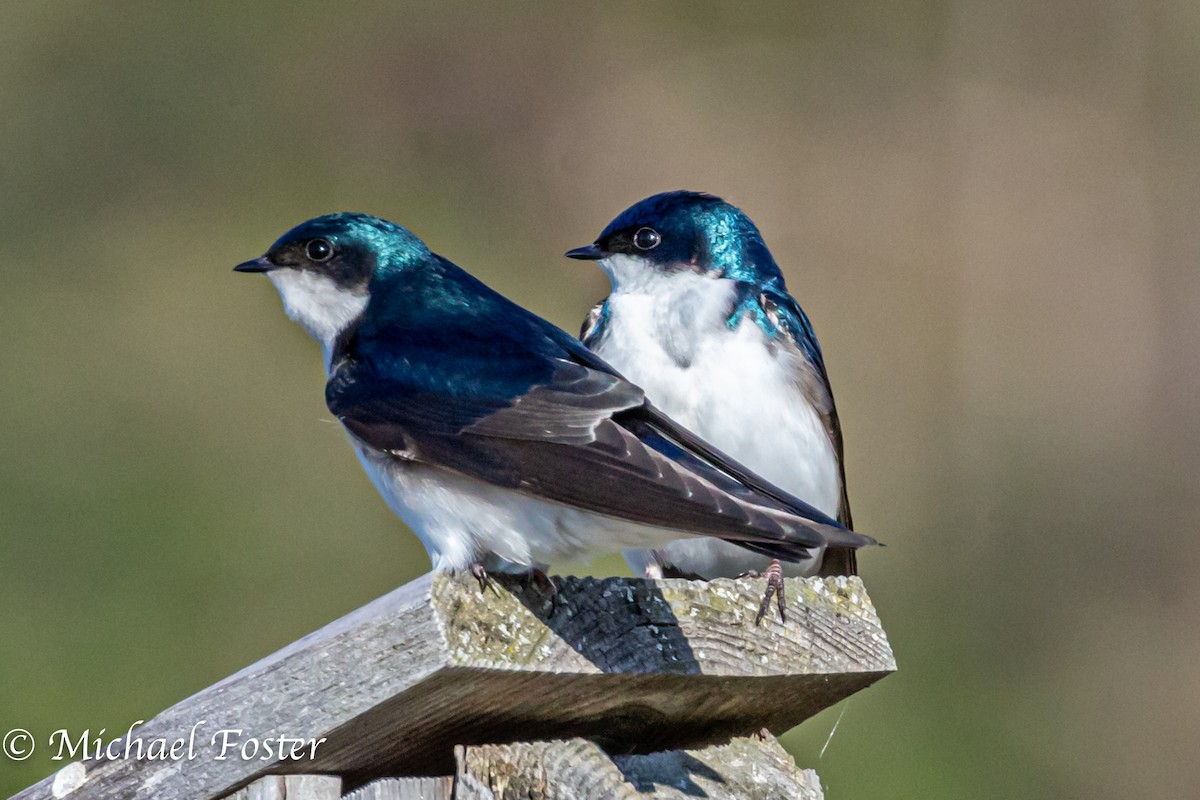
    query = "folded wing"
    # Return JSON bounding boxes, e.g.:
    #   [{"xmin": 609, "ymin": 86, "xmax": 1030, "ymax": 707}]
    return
[{"xmin": 327, "ymin": 309, "xmax": 876, "ymax": 562}]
